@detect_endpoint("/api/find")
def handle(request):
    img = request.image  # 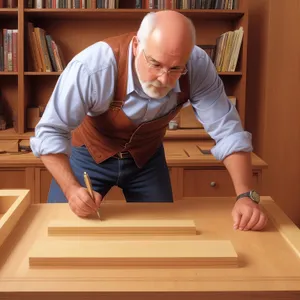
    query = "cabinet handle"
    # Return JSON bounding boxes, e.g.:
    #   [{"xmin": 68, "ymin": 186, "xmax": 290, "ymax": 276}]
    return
[{"xmin": 210, "ymin": 181, "xmax": 216, "ymax": 187}]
